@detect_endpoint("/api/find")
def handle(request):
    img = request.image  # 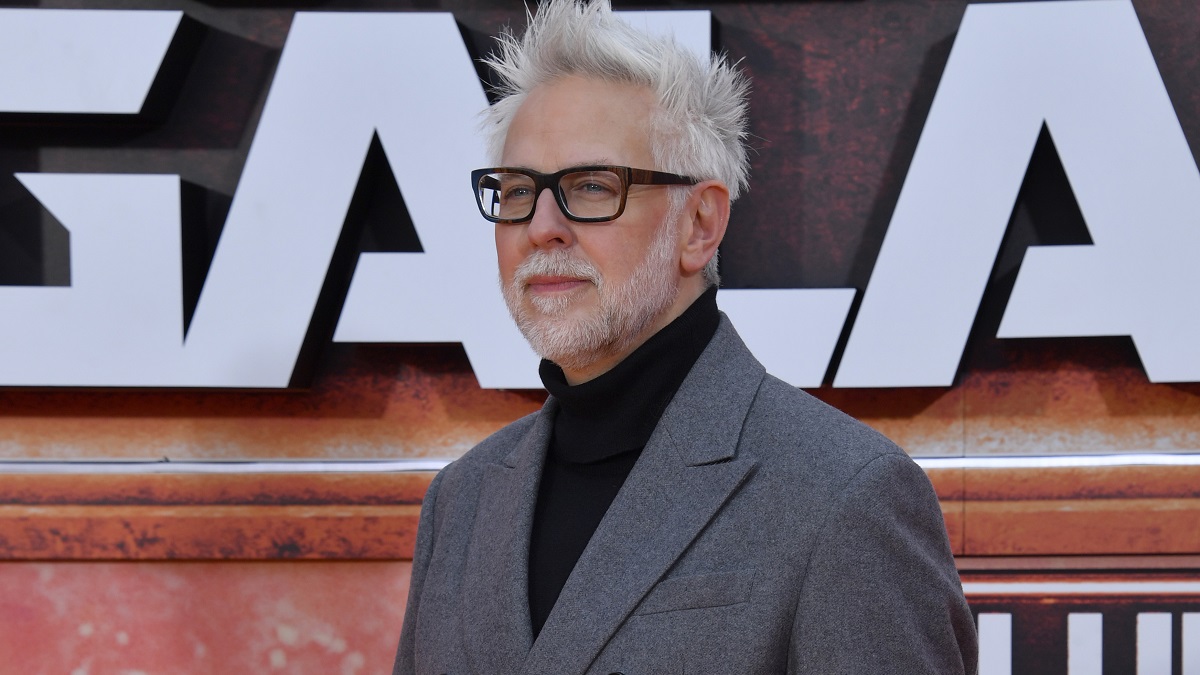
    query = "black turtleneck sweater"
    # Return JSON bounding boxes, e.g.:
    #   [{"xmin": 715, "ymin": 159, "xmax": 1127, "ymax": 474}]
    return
[{"xmin": 529, "ymin": 286, "xmax": 720, "ymax": 638}]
